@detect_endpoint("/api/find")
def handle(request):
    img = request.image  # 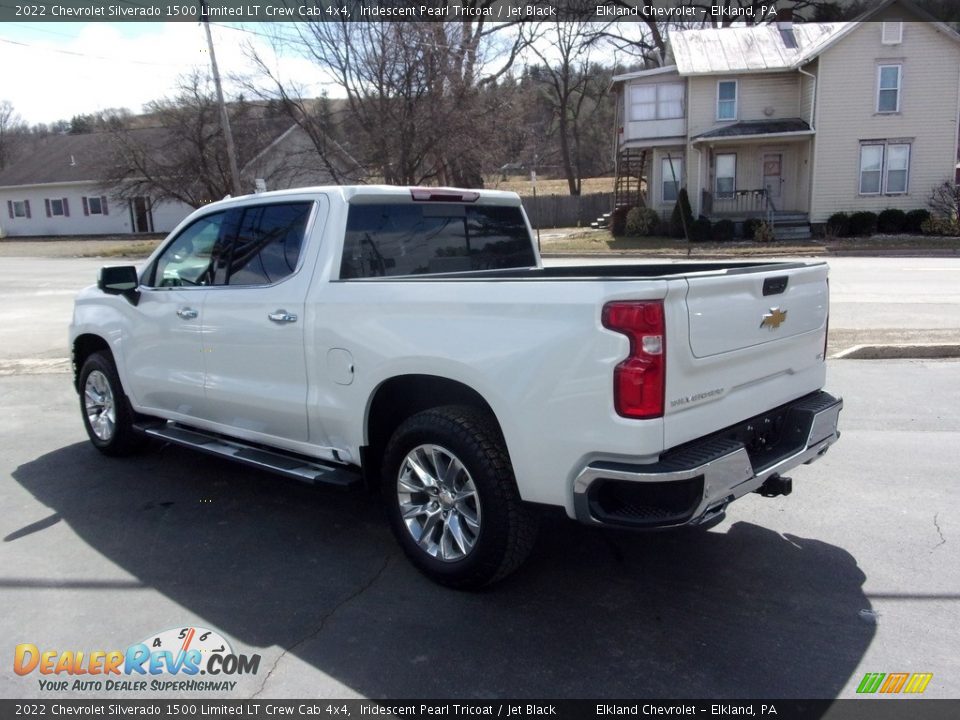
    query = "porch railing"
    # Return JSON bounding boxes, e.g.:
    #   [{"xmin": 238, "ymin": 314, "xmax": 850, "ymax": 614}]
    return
[{"xmin": 701, "ymin": 188, "xmax": 770, "ymax": 216}]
